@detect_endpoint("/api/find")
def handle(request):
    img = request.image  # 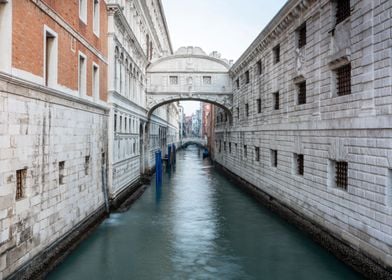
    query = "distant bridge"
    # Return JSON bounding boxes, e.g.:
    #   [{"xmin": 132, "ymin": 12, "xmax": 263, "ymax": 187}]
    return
[{"xmin": 181, "ymin": 137, "xmax": 207, "ymax": 148}]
